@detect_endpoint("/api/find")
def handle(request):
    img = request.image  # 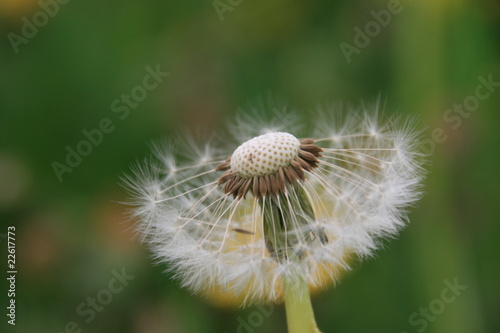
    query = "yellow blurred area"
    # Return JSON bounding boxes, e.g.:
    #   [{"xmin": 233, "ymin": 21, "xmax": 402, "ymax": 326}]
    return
[{"xmin": 0, "ymin": 0, "xmax": 39, "ymax": 18}]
